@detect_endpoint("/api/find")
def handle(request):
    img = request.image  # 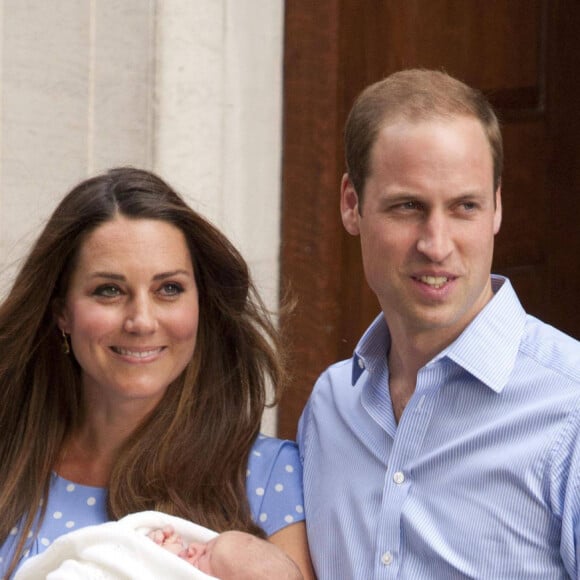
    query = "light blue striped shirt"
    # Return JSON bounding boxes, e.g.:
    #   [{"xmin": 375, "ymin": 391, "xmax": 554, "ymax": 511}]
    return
[{"xmin": 298, "ymin": 276, "xmax": 580, "ymax": 579}]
